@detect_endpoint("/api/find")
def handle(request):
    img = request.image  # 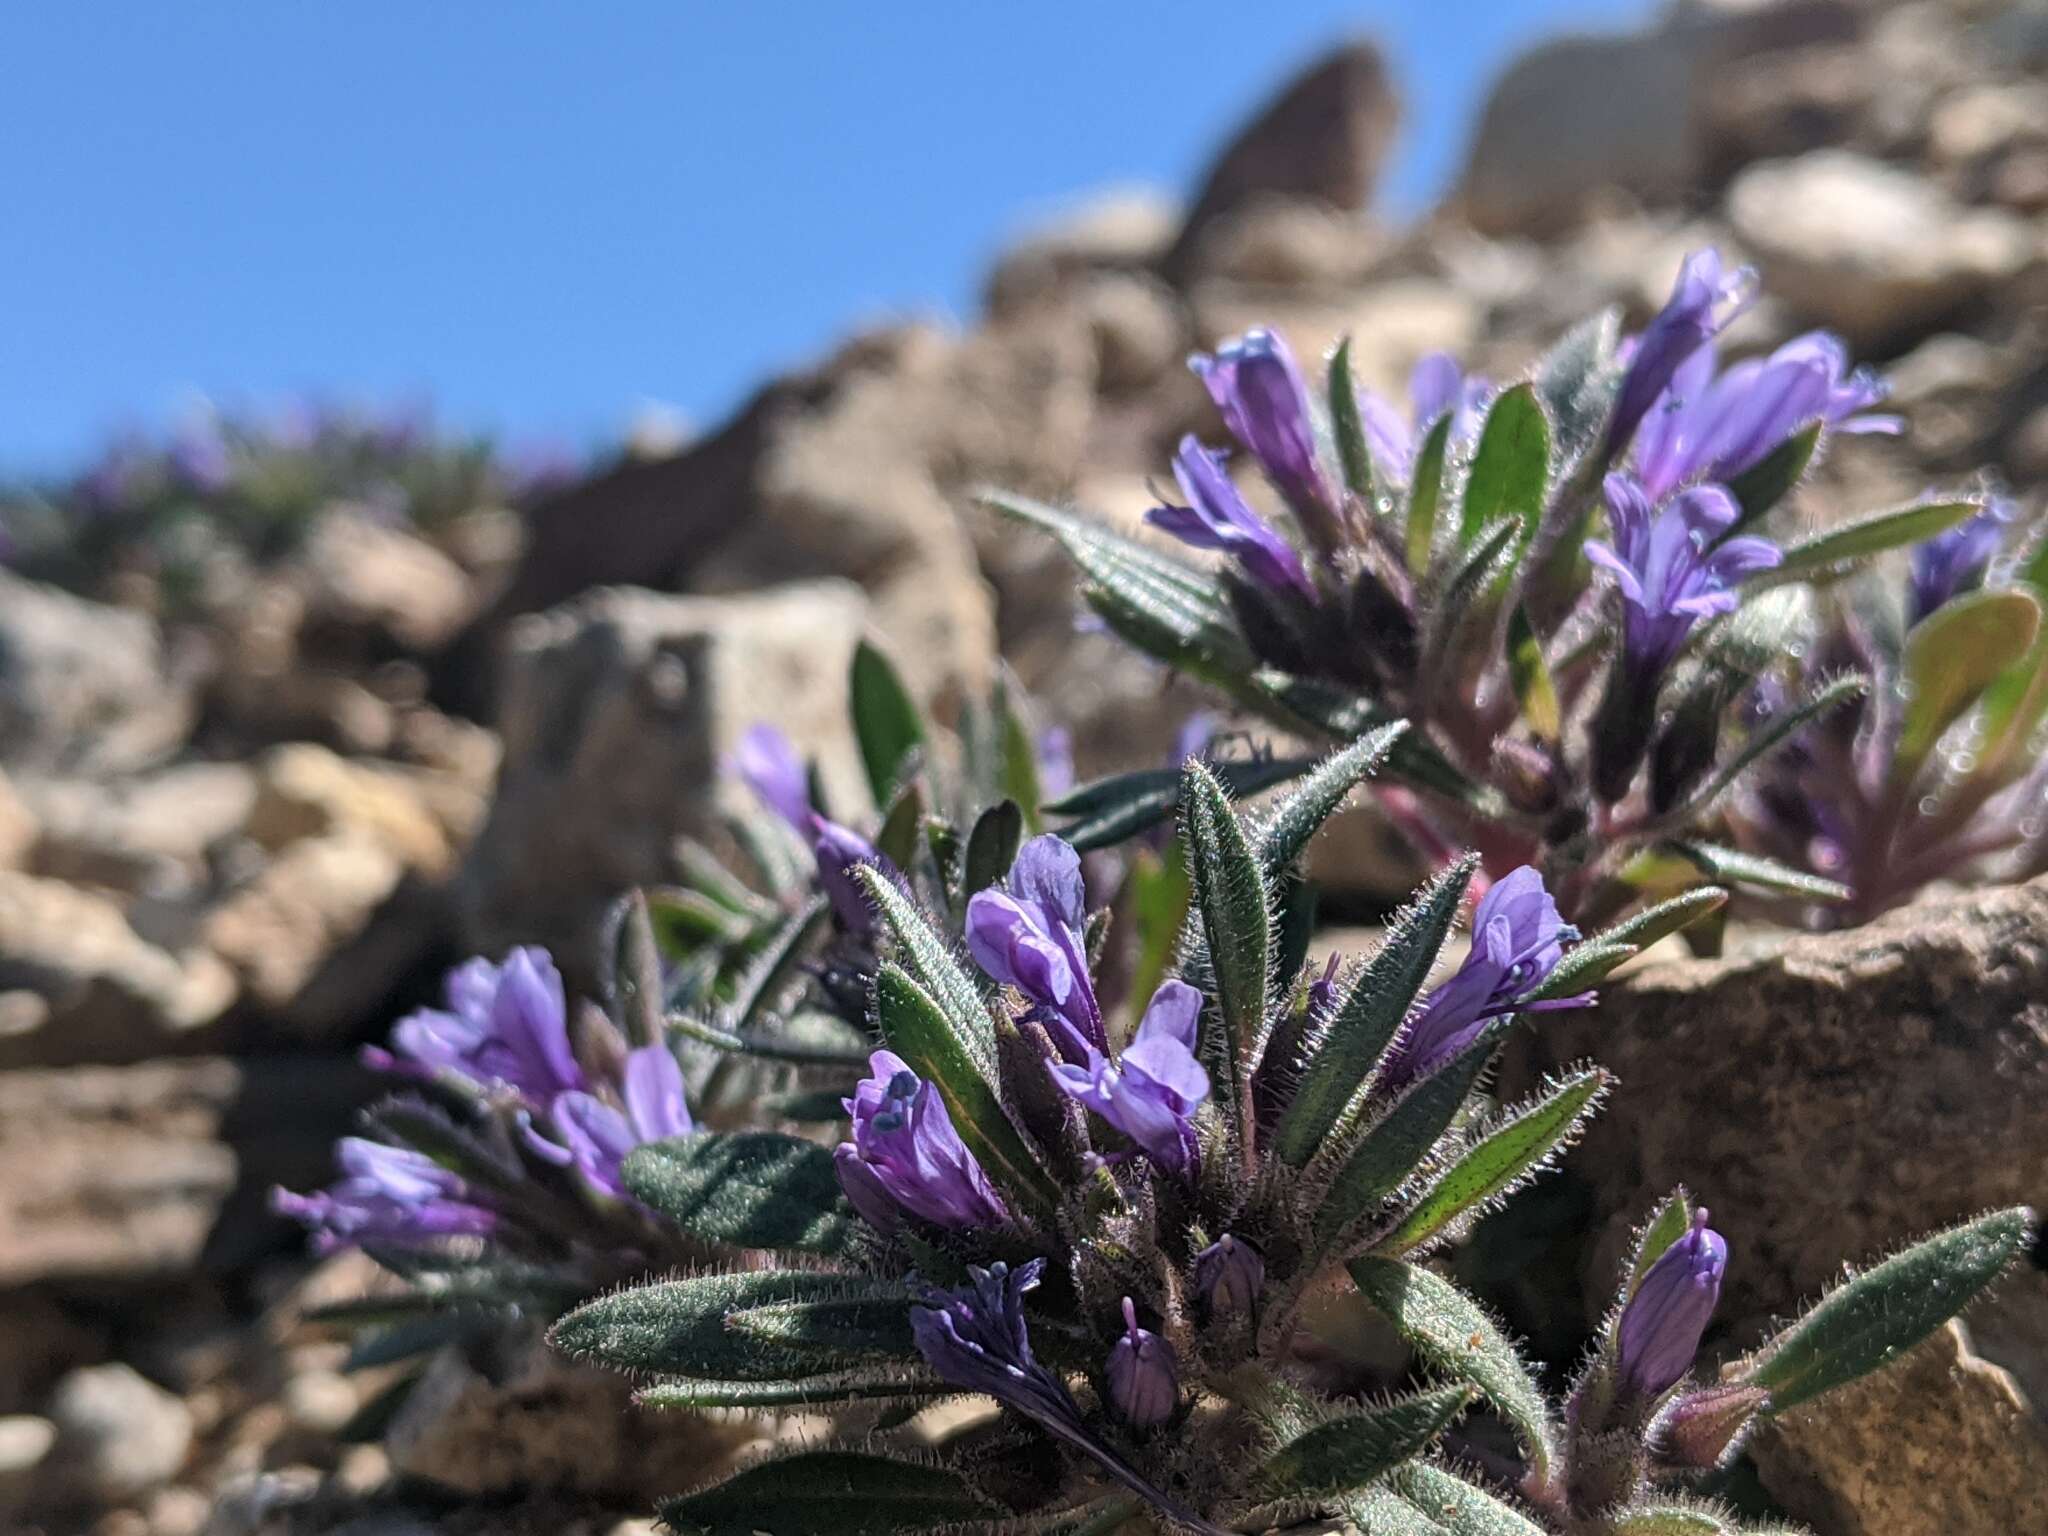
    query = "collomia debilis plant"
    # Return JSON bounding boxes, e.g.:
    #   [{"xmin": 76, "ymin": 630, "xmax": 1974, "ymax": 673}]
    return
[
  {"xmin": 549, "ymin": 733, "xmax": 2032, "ymax": 1535},
  {"xmin": 1727, "ymin": 496, "xmax": 2048, "ymax": 925},
  {"xmin": 987, "ymin": 249, "xmax": 2007, "ymax": 933}
]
